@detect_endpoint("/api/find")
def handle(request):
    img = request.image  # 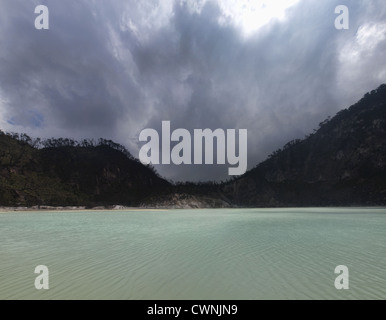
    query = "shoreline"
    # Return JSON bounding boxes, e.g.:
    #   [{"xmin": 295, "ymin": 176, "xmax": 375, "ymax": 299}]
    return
[
  {"xmin": 0, "ymin": 205, "xmax": 168, "ymax": 213},
  {"xmin": 1, "ymin": 205, "xmax": 385, "ymax": 213}
]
